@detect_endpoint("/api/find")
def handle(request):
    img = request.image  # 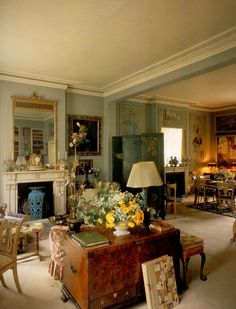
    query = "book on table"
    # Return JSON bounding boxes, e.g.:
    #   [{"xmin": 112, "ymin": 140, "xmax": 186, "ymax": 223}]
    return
[
  {"xmin": 71, "ymin": 230, "xmax": 109, "ymax": 247},
  {"xmin": 149, "ymin": 220, "xmax": 174, "ymax": 232}
]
